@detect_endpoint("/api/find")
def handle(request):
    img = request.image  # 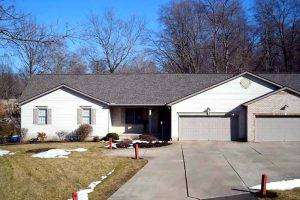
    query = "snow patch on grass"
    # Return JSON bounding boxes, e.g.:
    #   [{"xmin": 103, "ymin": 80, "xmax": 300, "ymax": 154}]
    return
[
  {"xmin": 0, "ymin": 149, "xmax": 15, "ymax": 157},
  {"xmin": 105, "ymin": 143, "xmax": 117, "ymax": 149},
  {"xmin": 71, "ymin": 168, "xmax": 115, "ymax": 200},
  {"xmin": 32, "ymin": 149, "xmax": 71, "ymax": 158},
  {"xmin": 32, "ymin": 148, "xmax": 88, "ymax": 158},
  {"xmin": 132, "ymin": 140, "xmax": 149, "ymax": 144},
  {"xmin": 68, "ymin": 148, "xmax": 88, "ymax": 152},
  {"xmin": 250, "ymin": 179, "xmax": 300, "ymax": 191}
]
